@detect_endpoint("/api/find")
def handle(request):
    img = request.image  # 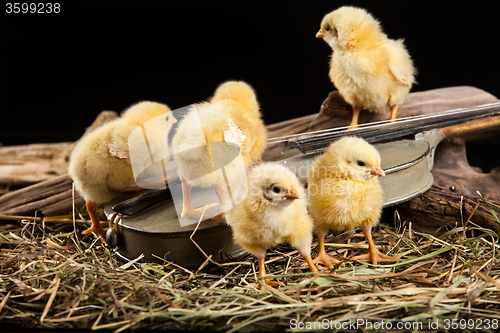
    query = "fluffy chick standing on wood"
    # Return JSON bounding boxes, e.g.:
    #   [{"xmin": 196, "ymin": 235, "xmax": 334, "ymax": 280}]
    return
[
  {"xmin": 225, "ymin": 163, "xmax": 317, "ymax": 287},
  {"xmin": 307, "ymin": 136, "xmax": 394, "ymax": 266},
  {"xmin": 172, "ymin": 81, "xmax": 267, "ymax": 220},
  {"xmin": 317, "ymin": 6, "xmax": 415, "ymax": 128},
  {"xmin": 68, "ymin": 102, "xmax": 177, "ymax": 239}
]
